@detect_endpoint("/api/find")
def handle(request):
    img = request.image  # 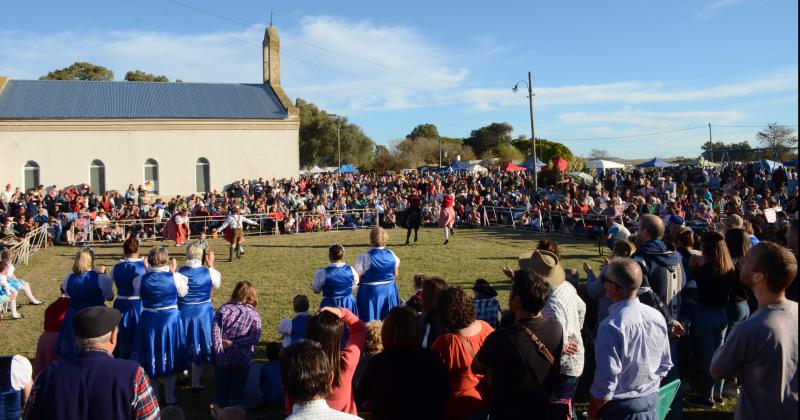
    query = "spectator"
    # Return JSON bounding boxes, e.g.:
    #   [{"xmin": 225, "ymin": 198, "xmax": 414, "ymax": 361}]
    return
[
  {"xmin": 288, "ymin": 306, "xmax": 365, "ymax": 416},
  {"xmin": 584, "ymin": 239, "xmax": 637, "ymax": 336},
  {"xmin": 33, "ymin": 291, "xmax": 69, "ymax": 377},
  {"xmin": 472, "ymin": 269, "xmax": 562, "ymax": 420},
  {"xmin": 357, "ymin": 306, "xmax": 450, "ymax": 420},
  {"xmin": 431, "ymin": 287, "xmax": 494, "ymax": 419},
  {"xmin": 259, "ymin": 341, "xmax": 283, "ymax": 408},
  {"xmin": 25, "ymin": 306, "xmax": 160, "ymax": 419},
  {"xmin": 711, "ymin": 241, "xmax": 798, "ymax": 419},
  {"xmin": 471, "ymin": 279, "xmax": 501, "ymax": 328},
  {"xmin": 281, "ymin": 340, "xmax": 361, "ymax": 420},
  {"xmin": 277, "ymin": 294, "xmax": 311, "ymax": 348},
  {"xmin": 420, "ymin": 276, "xmax": 448, "ymax": 348},
  {"xmin": 588, "ymin": 258, "xmax": 672, "ymax": 420},
  {"xmin": 352, "ymin": 320, "xmax": 383, "ymax": 404},
  {"xmin": 0, "ymin": 354, "xmax": 33, "ymax": 420},
  {"xmin": 212, "ymin": 280, "xmax": 262, "ymax": 409},
  {"xmin": 178, "ymin": 243, "xmax": 222, "ymax": 390}
]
